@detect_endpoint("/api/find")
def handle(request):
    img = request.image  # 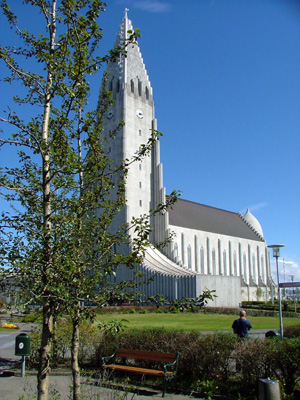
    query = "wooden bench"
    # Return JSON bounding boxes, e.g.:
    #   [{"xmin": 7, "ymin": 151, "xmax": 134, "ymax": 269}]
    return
[{"xmin": 101, "ymin": 348, "xmax": 180, "ymax": 397}]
